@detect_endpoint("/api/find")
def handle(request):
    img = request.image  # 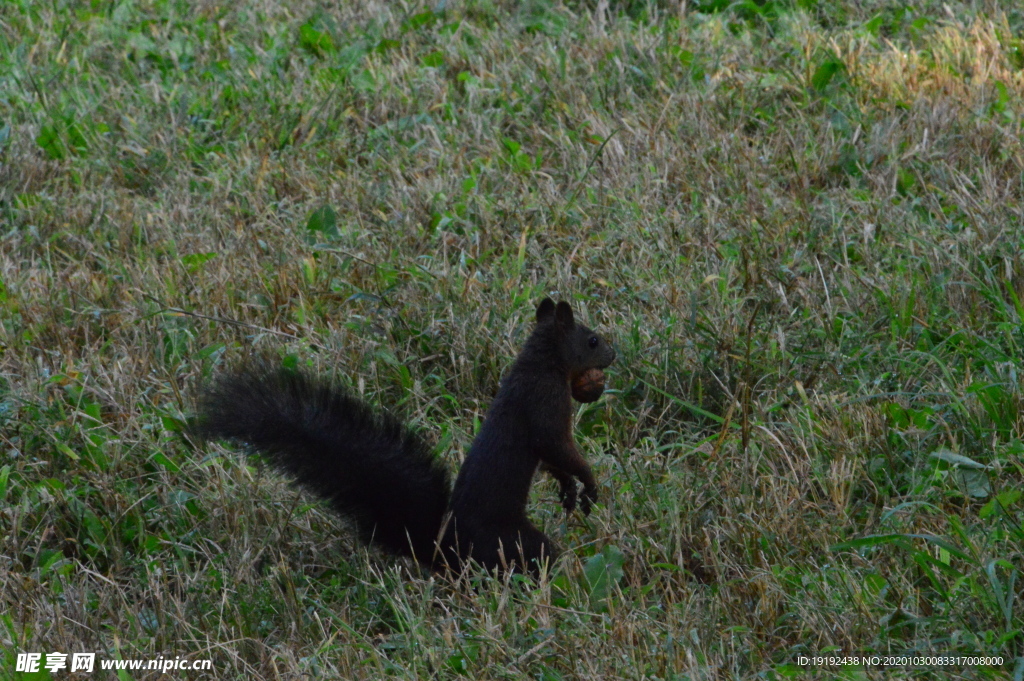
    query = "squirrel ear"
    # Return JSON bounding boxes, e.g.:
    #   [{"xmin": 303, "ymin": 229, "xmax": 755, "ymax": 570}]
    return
[
  {"xmin": 536, "ymin": 298, "xmax": 556, "ymax": 322},
  {"xmin": 554, "ymin": 301, "xmax": 574, "ymax": 327}
]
